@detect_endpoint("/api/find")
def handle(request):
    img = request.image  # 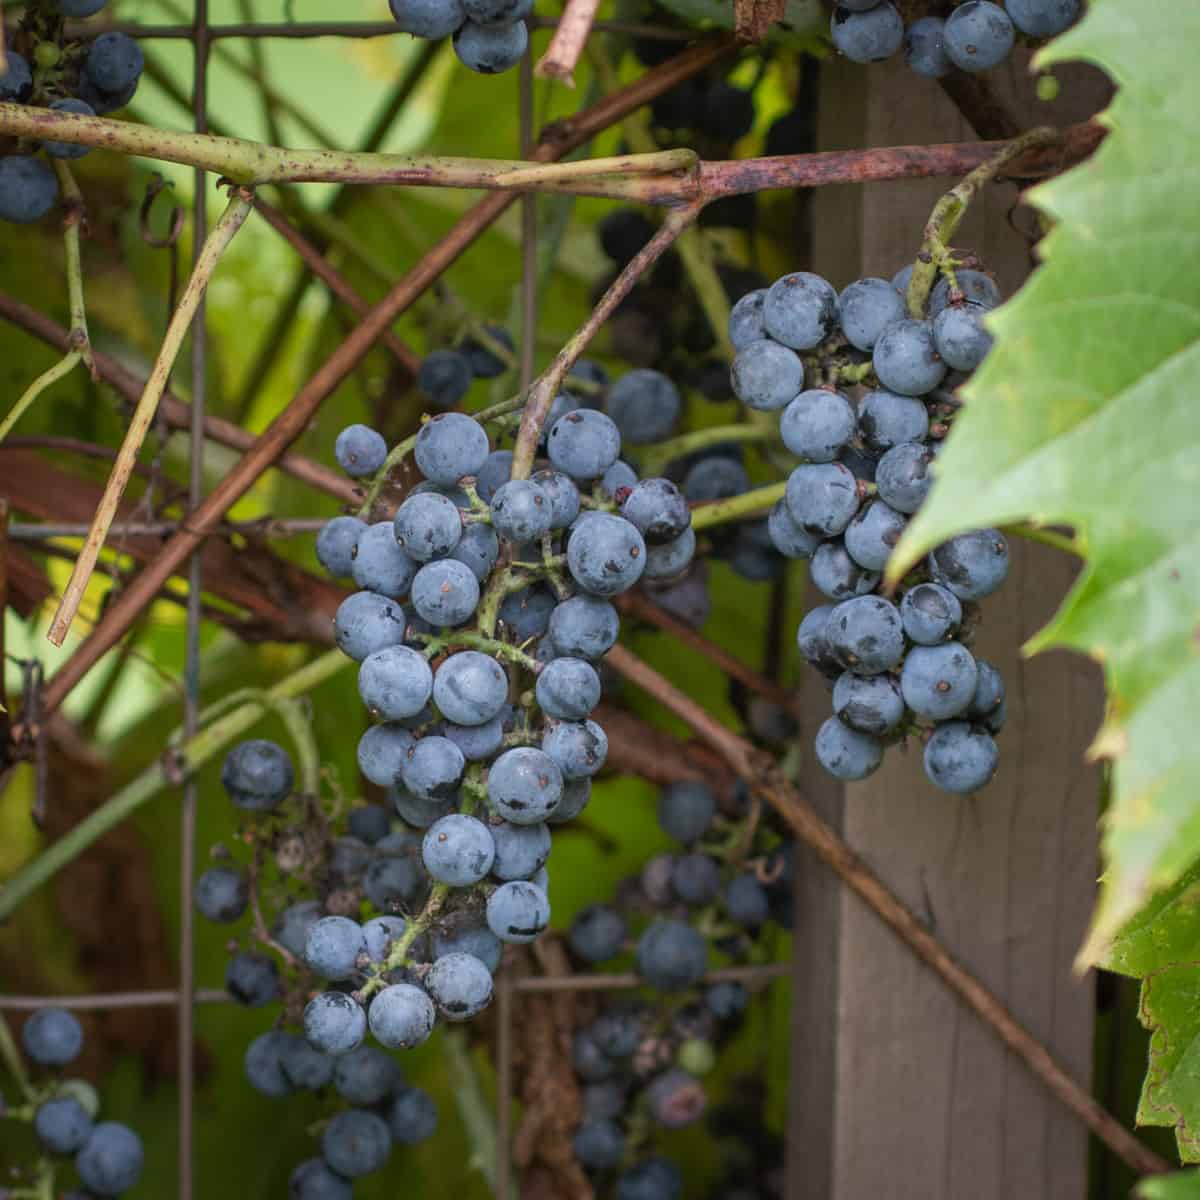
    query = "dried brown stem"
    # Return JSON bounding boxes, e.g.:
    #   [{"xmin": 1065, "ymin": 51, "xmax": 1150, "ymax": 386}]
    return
[
  {"xmin": 535, "ymin": 0, "xmax": 602, "ymax": 86},
  {"xmin": 603, "ymin": 642, "xmax": 1171, "ymax": 1180}
]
